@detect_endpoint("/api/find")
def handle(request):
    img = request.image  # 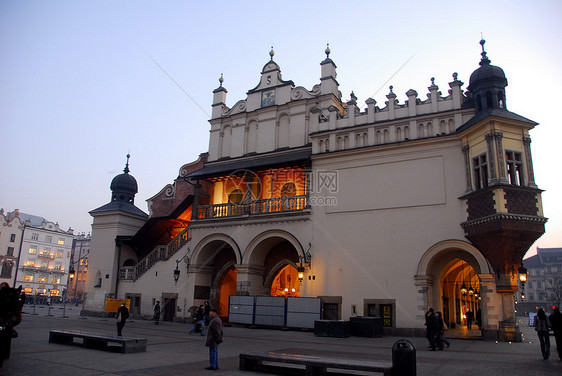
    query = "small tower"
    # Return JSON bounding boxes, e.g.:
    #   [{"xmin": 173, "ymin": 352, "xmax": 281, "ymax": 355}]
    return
[
  {"xmin": 467, "ymin": 39, "xmax": 508, "ymax": 112},
  {"xmin": 86, "ymin": 154, "xmax": 148, "ymax": 311},
  {"xmin": 110, "ymin": 154, "xmax": 138, "ymax": 204}
]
